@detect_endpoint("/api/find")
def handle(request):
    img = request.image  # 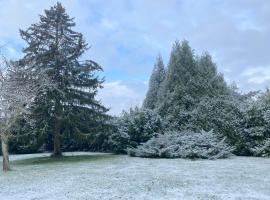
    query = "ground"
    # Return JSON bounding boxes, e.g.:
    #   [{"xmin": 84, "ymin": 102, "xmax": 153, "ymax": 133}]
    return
[{"xmin": 0, "ymin": 152, "xmax": 270, "ymax": 200}]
